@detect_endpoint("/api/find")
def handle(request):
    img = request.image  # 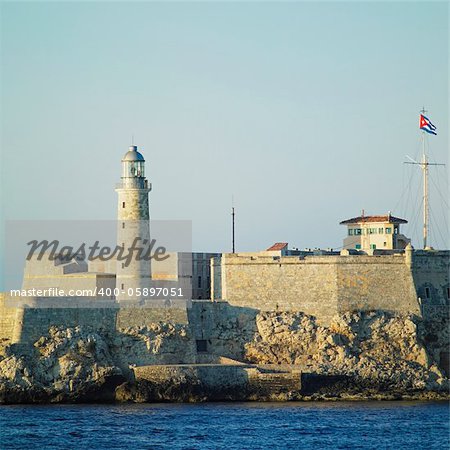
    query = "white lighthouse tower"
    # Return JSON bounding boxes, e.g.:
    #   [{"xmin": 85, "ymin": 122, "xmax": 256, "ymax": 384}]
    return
[{"xmin": 115, "ymin": 145, "xmax": 152, "ymax": 302}]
